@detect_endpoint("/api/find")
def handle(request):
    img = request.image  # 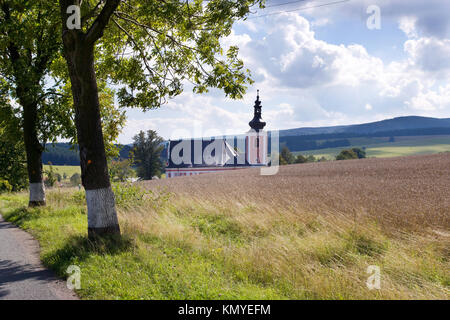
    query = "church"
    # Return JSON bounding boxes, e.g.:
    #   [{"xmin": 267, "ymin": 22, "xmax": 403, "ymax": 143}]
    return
[{"xmin": 166, "ymin": 92, "xmax": 268, "ymax": 178}]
